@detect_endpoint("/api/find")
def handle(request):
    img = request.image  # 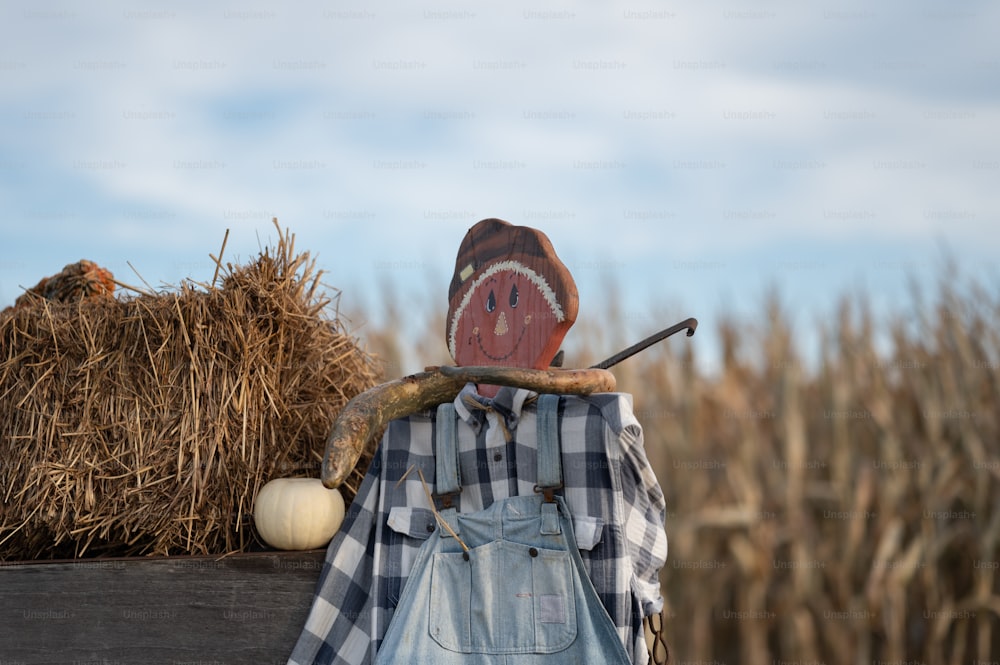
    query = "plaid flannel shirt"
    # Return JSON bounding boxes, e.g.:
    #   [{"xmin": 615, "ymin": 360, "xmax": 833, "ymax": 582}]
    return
[{"xmin": 287, "ymin": 384, "xmax": 668, "ymax": 665}]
